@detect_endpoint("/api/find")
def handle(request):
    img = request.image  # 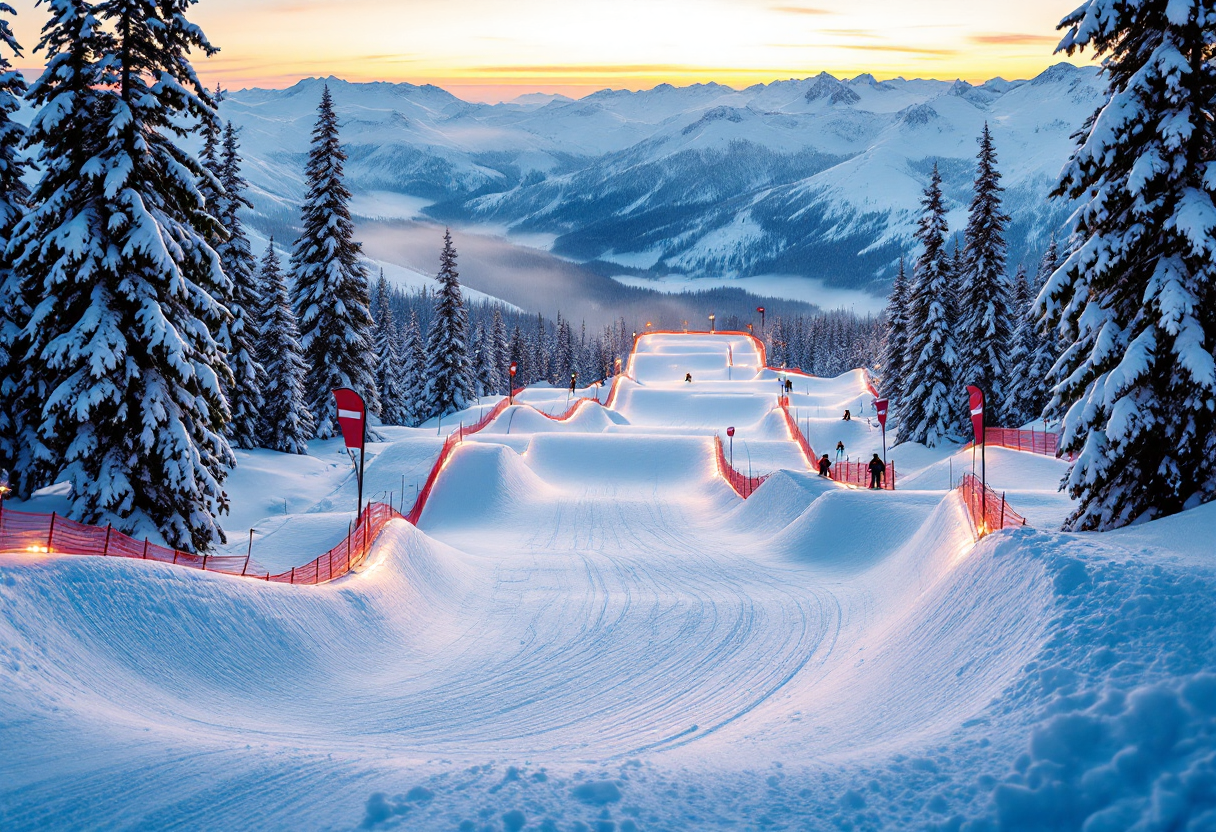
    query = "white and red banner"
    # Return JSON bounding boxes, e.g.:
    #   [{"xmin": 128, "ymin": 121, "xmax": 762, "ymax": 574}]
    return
[
  {"xmin": 332, "ymin": 388, "xmax": 367, "ymax": 453},
  {"xmin": 873, "ymin": 398, "xmax": 889, "ymax": 430},
  {"xmin": 966, "ymin": 385, "xmax": 985, "ymax": 446}
]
